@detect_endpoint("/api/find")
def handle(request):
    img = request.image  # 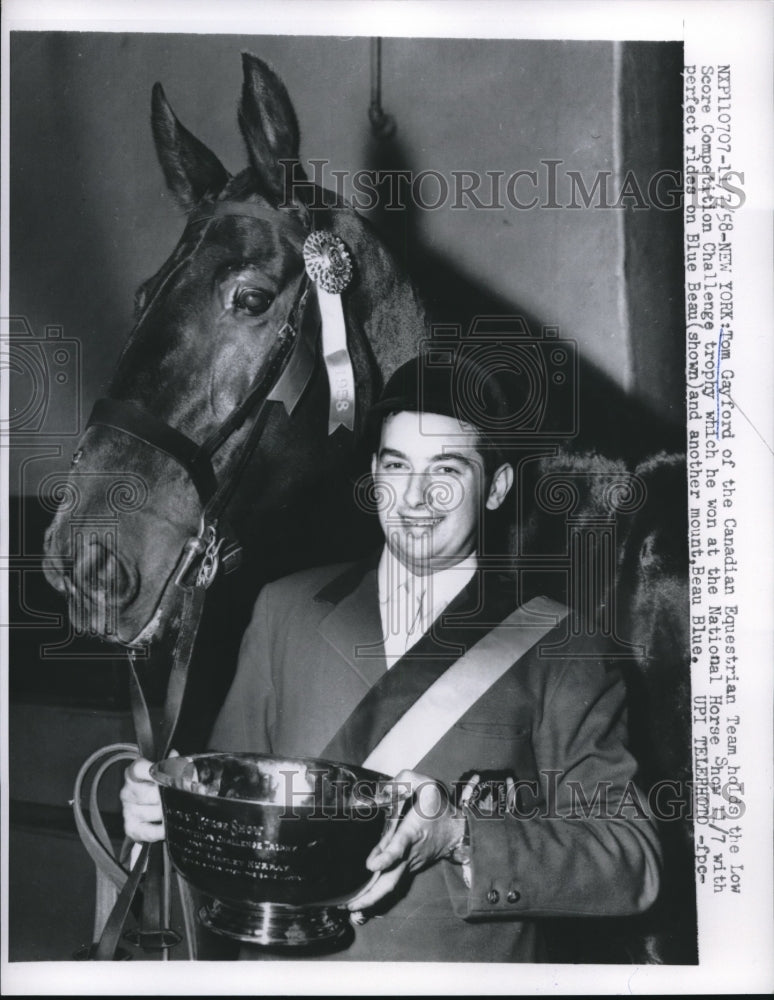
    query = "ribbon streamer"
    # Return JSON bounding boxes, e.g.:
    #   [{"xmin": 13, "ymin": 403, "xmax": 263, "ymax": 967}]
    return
[{"xmin": 318, "ymin": 287, "xmax": 356, "ymax": 434}]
